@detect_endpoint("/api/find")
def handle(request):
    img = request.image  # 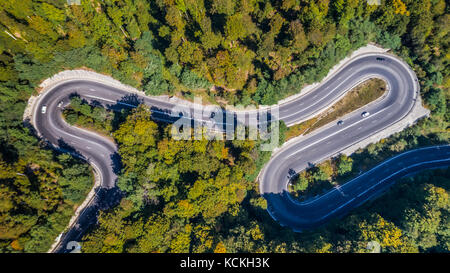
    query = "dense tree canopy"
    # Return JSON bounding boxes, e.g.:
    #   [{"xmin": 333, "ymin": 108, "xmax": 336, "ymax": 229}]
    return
[
  {"xmin": 0, "ymin": 0, "xmax": 448, "ymax": 252},
  {"xmin": 82, "ymin": 106, "xmax": 259, "ymax": 252}
]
